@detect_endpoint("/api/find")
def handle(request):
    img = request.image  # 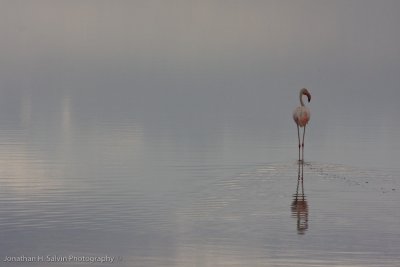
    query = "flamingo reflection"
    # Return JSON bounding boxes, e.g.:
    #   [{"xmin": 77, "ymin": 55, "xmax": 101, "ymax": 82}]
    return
[{"xmin": 291, "ymin": 161, "xmax": 308, "ymax": 234}]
